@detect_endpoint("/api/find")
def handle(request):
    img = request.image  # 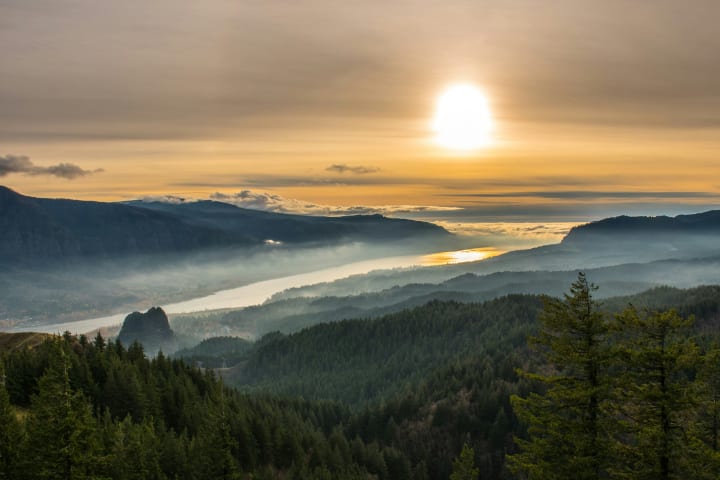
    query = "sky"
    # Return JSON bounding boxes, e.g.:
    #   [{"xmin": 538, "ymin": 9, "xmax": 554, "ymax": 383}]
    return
[{"xmin": 1, "ymin": 0, "xmax": 720, "ymax": 230}]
